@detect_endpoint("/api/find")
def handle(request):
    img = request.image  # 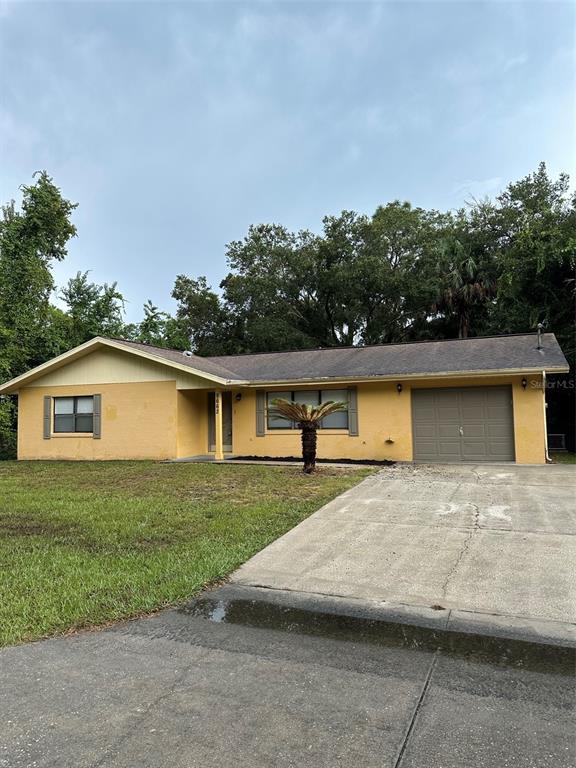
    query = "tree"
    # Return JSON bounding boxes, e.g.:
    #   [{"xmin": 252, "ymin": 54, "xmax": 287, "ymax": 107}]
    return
[
  {"xmin": 479, "ymin": 163, "xmax": 576, "ymax": 450},
  {"xmin": 131, "ymin": 301, "xmax": 169, "ymax": 346},
  {"xmin": 120, "ymin": 300, "xmax": 189, "ymax": 350},
  {"xmin": 59, "ymin": 271, "xmax": 126, "ymax": 347},
  {"xmin": 483, "ymin": 163, "xmax": 576, "ymax": 365},
  {"xmin": 175, "ymin": 207, "xmax": 450, "ymax": 353},
  {"xmin": 0, "ymin": 396, "xmax": 16, "ymax": 460},
  {"xmin": 346, "ymin": 202, "xmax": 450, "ymax": 344},
  {"xmin": 221, "ymin": 224, "xmax": 320, "ymax": 352},
  {"xmin": 433, "ymin": 236, "xmax": 497, "ymax": 339},
  {"xmin": 0, "ymin": 172, "xmax": 77, "ymax": 459},
  {"xmin": 138, "ymin": 300, "xmax": 168, "ymax": 344},
  {"xmin": 0, "ymin": 171, "xmax": 77, "ymax": 380},
  {"xmin": 171, "ymin": 276, "xmax": 232, "ymax": 354},
  {"xmin": 312, "ymin": 210, "xmax": 370, "ymax": 346},
  {"xmin": 269, "ymin": 397, "xmax": 347, "ymax": 473}
]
